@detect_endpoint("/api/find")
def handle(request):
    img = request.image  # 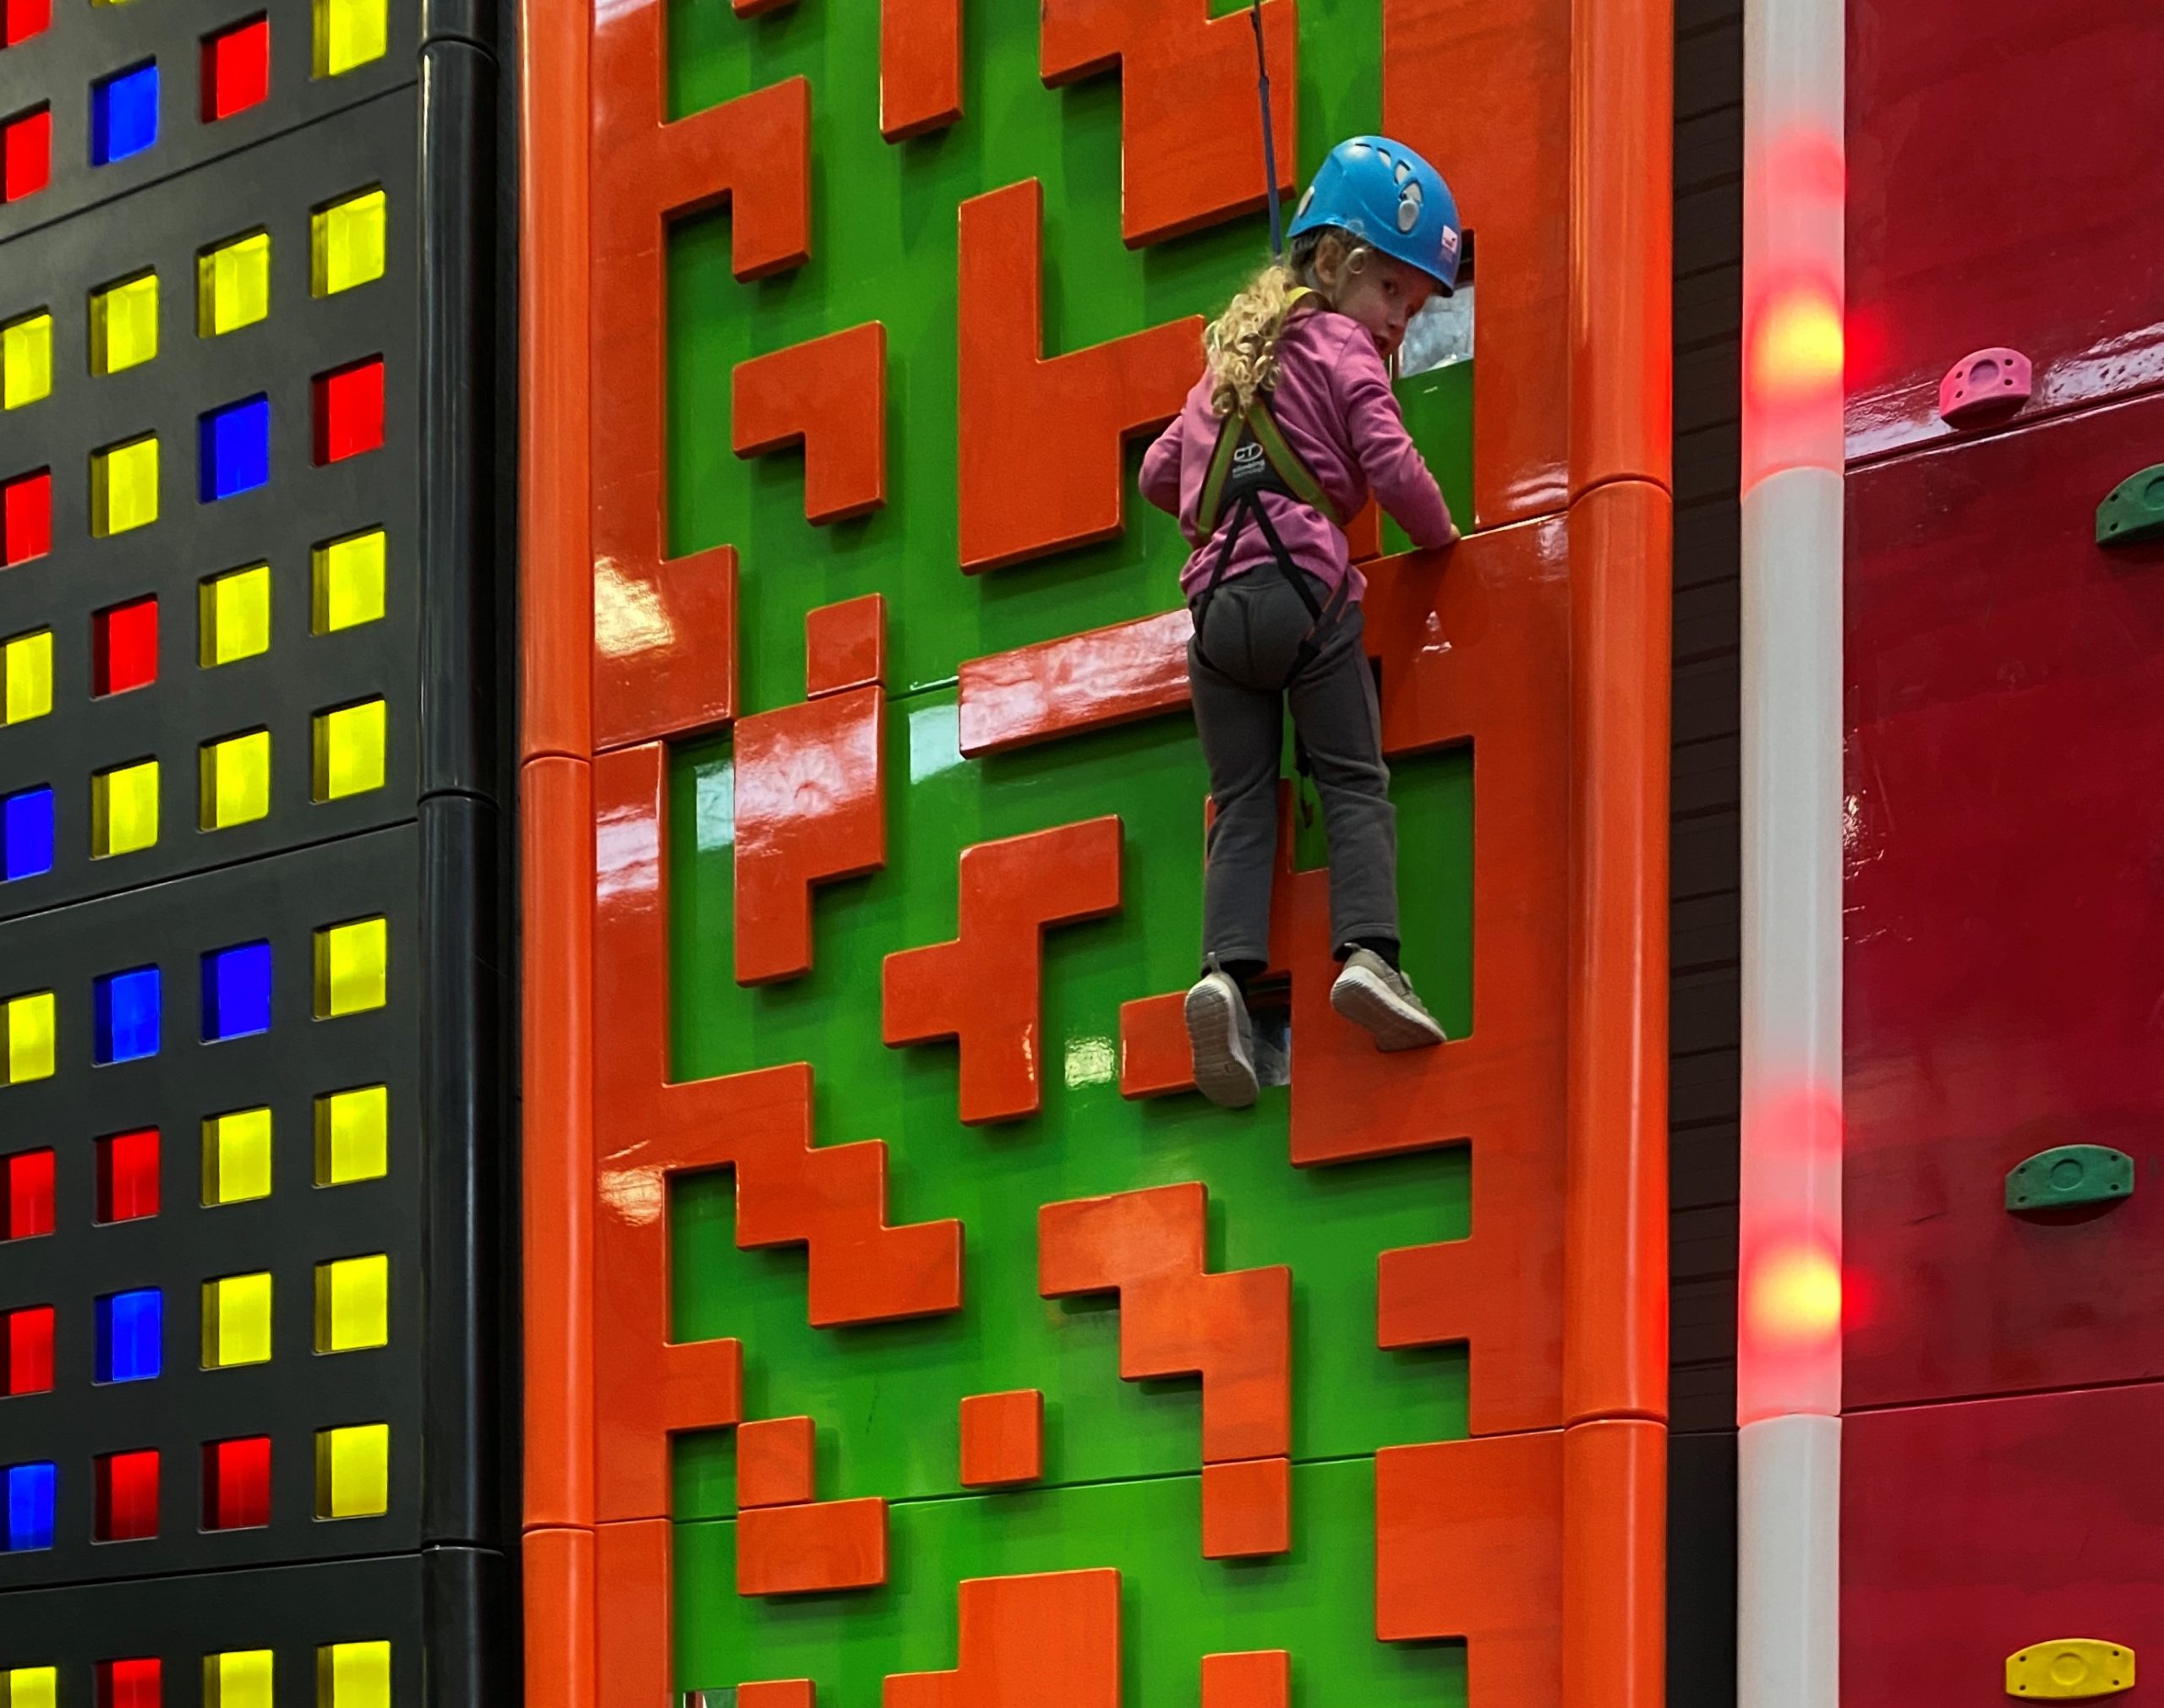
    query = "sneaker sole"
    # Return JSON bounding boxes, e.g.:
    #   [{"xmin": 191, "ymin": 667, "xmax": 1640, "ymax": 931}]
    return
[
  {"xmin": 1331, "ymin": 963, "xmax": 1449, "ymax": 1052},
  {"xmin": 1185, "ymin": 980, "xmax": 1259, "ymax": 1109}
]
